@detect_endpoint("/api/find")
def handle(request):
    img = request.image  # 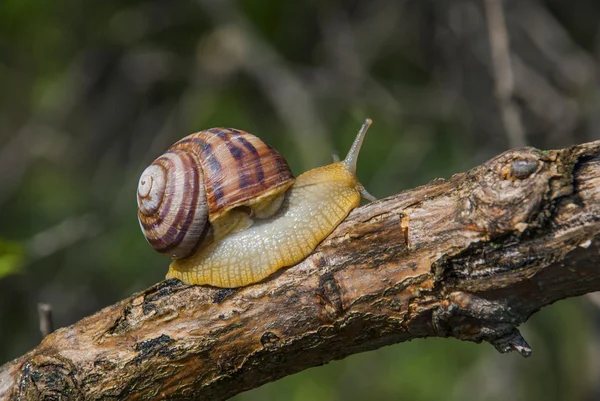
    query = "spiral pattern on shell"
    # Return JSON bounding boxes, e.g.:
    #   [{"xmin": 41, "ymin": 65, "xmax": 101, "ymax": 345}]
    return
[
  {"xmin": 137, "ymin": 149, "xmax": 209, "ymax": 259},
  {"xmin": 137, "ymin": 128, "xmax": 295, "ymax": 259}
]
